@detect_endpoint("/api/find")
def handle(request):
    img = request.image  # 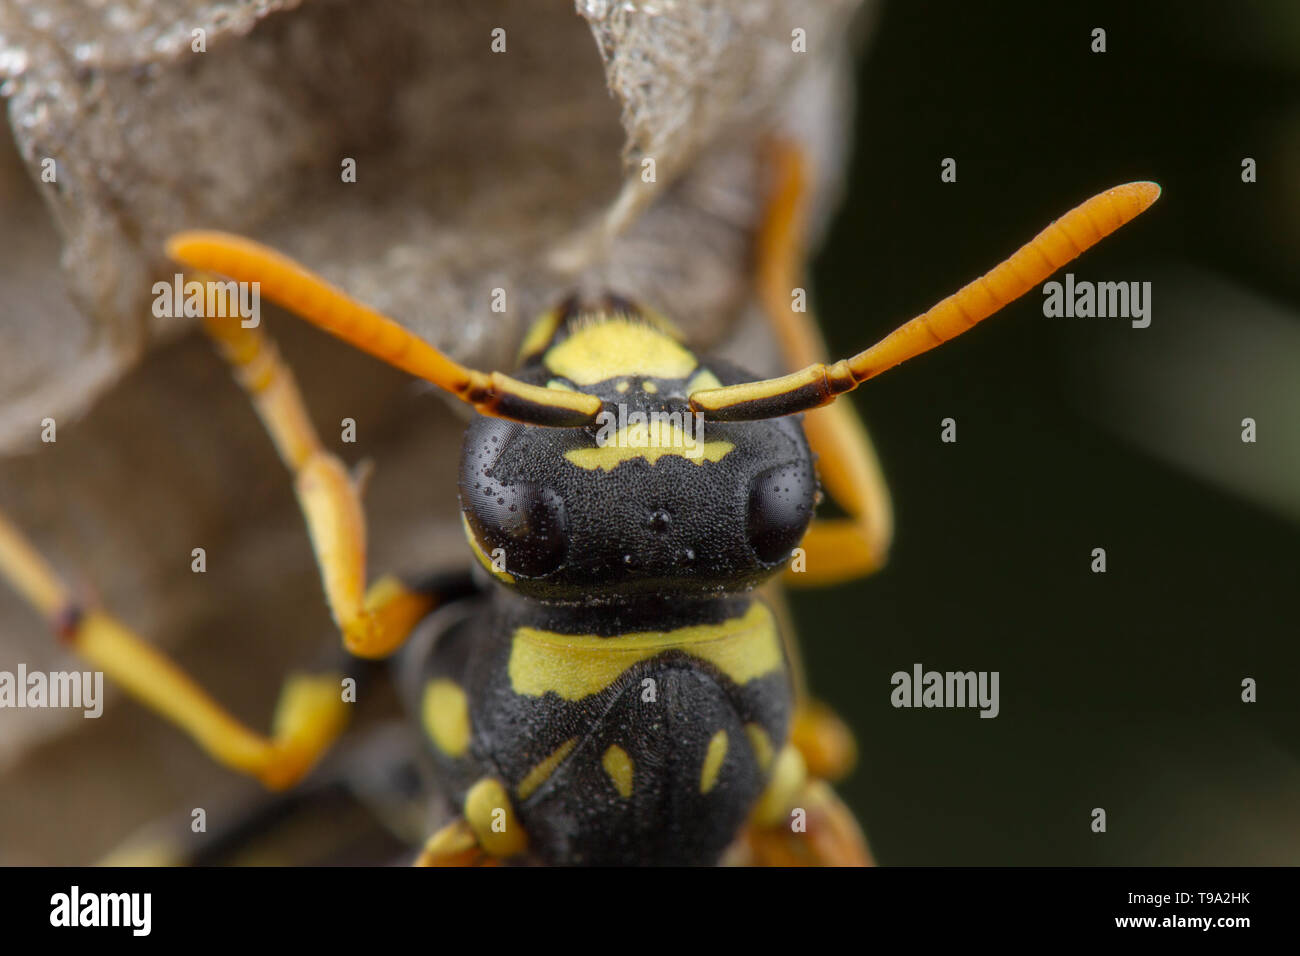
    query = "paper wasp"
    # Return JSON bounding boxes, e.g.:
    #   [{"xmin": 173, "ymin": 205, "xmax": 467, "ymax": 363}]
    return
[{"xmin": 0, "ymin": 142, "xmax": 1158, "ymax": 865}]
